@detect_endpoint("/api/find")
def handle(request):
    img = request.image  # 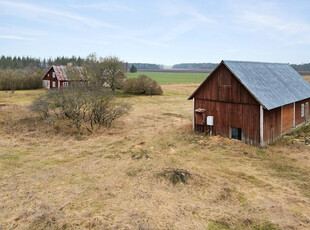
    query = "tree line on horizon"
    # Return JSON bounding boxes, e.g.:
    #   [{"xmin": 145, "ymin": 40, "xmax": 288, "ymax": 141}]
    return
[
  {"xmin": 172, "ymin": 63, "xmax": 218, "ymax": 70},
  {"xmin": 0, "ymin": 55, "xmax": 84, "ymax": 70},
  {"xmin": 173, "ymin": 63, "xmax": 310, "ymax": 72},
  {"xmin": 0, "ymin": 56, "xmax": 164, "ymax": 71},
  {"xmin": 129, "ymin": 63, "xmax": 164, "ymax": 70},
  {"xmin": 0, "ymin": 55, "xmax": 309, "ymax": 72}
]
